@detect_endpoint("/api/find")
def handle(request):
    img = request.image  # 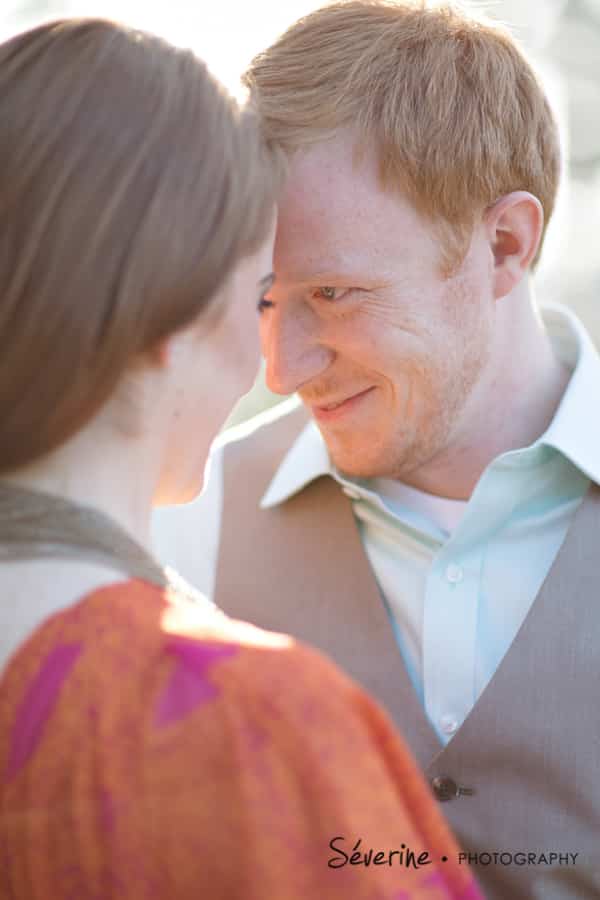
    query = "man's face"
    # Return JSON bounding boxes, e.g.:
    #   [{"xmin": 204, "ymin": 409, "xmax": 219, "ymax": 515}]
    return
[{"xmin": 260, "ymin": 136, "xmax": 495, "ymax": 481}]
